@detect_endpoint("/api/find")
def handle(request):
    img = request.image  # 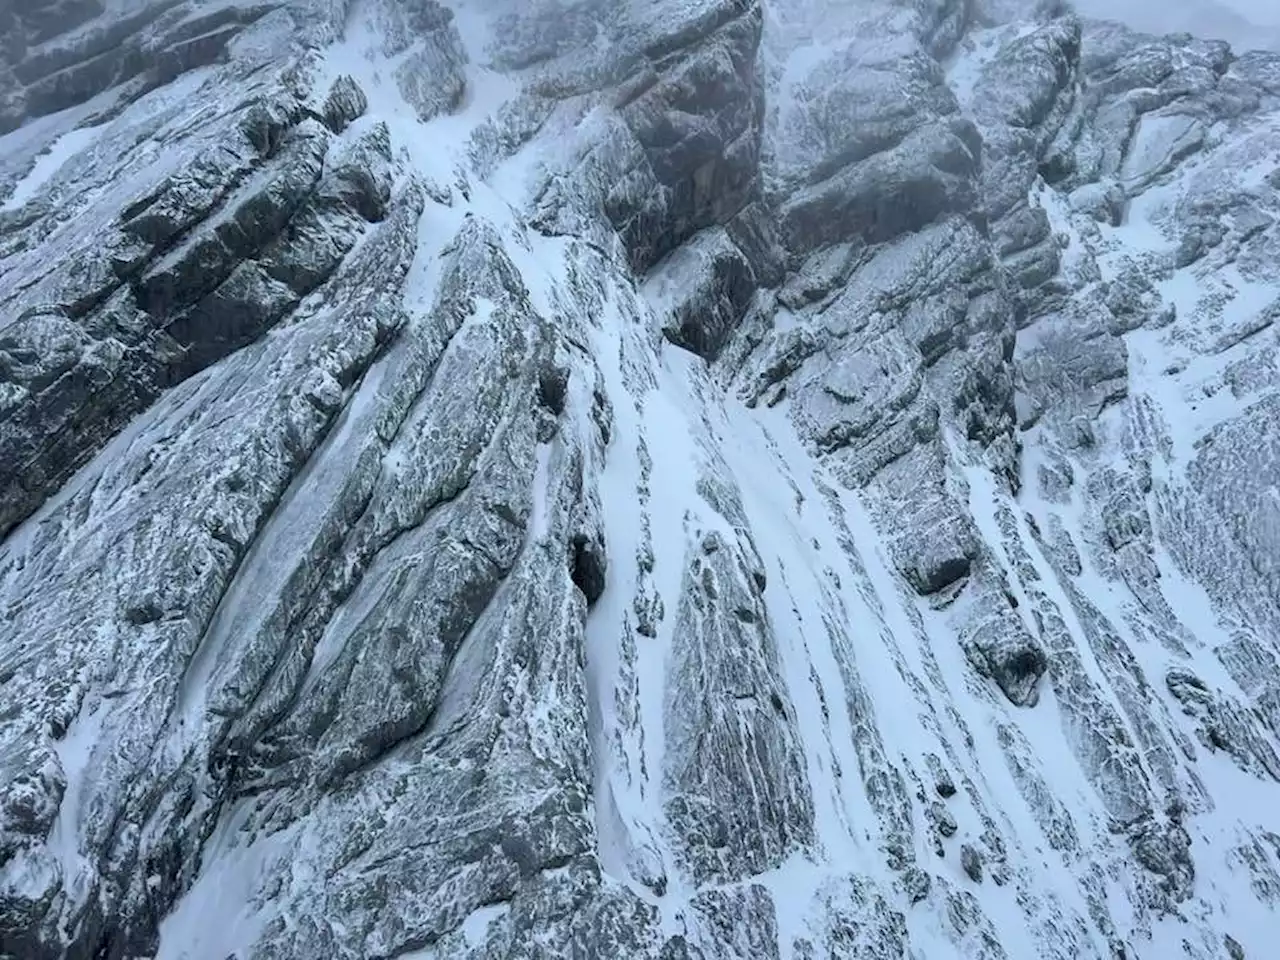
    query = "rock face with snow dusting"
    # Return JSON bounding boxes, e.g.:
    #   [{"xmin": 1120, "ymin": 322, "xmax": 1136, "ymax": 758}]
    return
[{"xmin": 2, "ymin": 0, "xmax": 1280, "ymax": 957}]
